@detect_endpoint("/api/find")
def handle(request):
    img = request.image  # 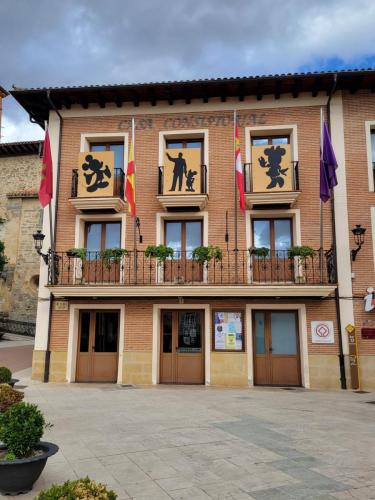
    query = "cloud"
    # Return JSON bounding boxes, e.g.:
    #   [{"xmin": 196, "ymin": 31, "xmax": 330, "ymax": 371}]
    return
[{"xmin": 1, "ymin": 0, "xmax": 375, "ymax": 141}]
